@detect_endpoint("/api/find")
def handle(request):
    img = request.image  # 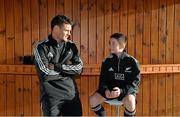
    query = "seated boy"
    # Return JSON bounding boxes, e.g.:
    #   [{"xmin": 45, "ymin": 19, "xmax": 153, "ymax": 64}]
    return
[{"xmin": 89, "ymin": 33, "xmax": 141, "ymax": 116}]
